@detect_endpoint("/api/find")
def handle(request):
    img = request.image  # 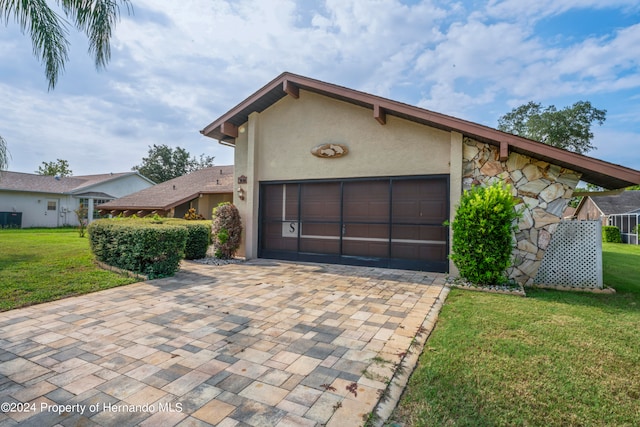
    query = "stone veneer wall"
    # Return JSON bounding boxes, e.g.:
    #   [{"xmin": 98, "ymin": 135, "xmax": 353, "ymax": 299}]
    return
[{"xmin": 462, "ymin": 137, "xmax": 581, "ymax": 286}]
